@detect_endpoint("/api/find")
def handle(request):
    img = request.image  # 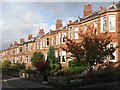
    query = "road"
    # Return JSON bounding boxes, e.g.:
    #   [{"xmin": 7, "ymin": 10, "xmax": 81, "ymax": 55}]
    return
[
  {"xmin": 1, "ymin": 74, "xmax": 120, "ymax": 90},
  {"xmin": 2, "ymin": 74, "xmax": 55, "ymax": 90}
]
